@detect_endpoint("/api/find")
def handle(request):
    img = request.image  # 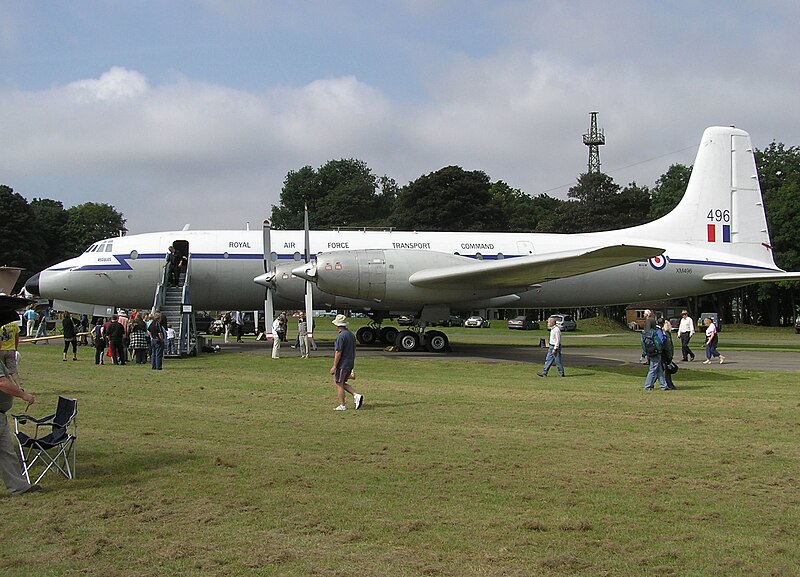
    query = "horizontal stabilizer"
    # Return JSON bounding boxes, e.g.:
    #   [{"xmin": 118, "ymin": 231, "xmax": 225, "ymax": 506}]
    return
[
  {"xmin": 702, "ymin": 272, "xmax": 800, "ymax": 284},
  {"xmin": 409, "ymin": 245, "xmax": 663, "ymax": 289}
]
